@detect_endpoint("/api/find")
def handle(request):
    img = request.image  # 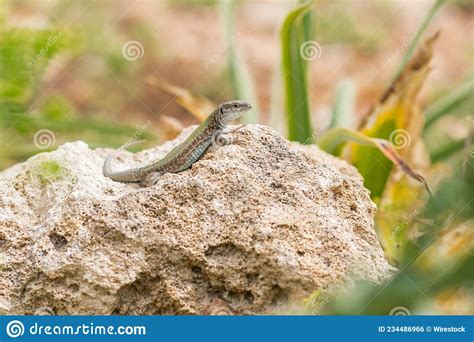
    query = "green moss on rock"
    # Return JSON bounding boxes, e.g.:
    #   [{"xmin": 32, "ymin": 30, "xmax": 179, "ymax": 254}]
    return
[{"xmin": 30, "ymin": 159, "xmax": 68, "ymax": 185}]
